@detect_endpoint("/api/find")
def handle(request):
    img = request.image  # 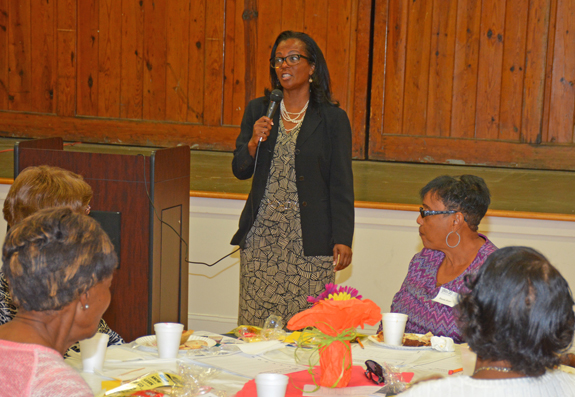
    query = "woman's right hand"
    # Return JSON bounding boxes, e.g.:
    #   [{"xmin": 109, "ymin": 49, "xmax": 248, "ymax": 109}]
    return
[{"xmin": 248, "ymin": 116, "xmax": 273, "ymax": 157}]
